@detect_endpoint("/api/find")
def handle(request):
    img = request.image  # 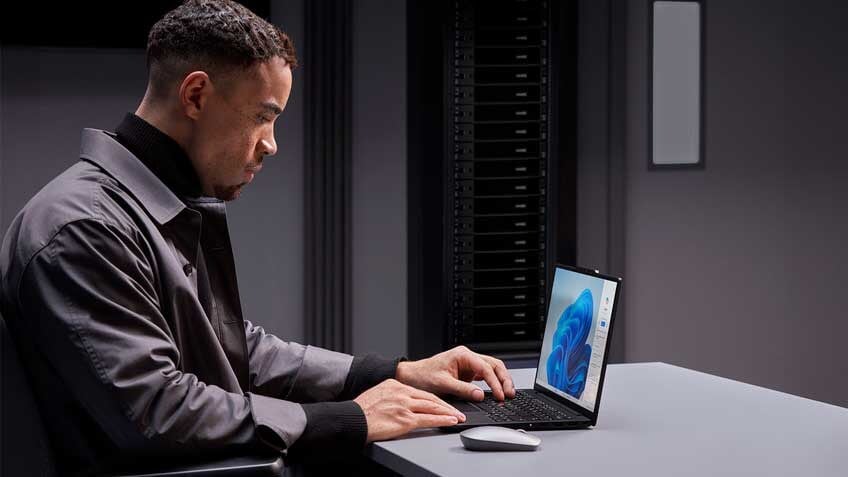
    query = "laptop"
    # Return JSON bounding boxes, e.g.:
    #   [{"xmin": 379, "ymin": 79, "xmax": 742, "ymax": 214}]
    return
[{"xmin": 444, "ymin": 264, "xmax": 622, "ymax": 431}]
